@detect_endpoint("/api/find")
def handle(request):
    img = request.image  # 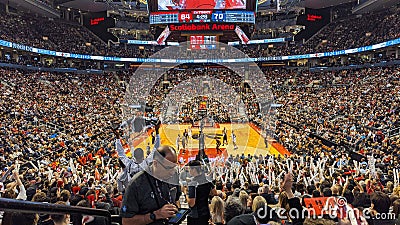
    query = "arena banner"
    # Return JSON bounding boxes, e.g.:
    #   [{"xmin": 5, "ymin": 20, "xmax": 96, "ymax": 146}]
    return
[
  {"xmin": 156, "ymin": 26, "xmax": 171, "ymax": 45},
  {"xmin": 124, "ymin": 37, "xmax": 290, "ymax": 46},
  {"xmin": 0, "ymin": 37, "xmax": 400, "ymax": 63},
  {"xmin": 227, "ymin": 37, "xmax": 291, "ymax": 45},
  {"xmin": 0, "ymin": 40, "xmax": 12, "ymax": 48},
  {"xmin": 122, "ymin": 40, "xmax": 181, "ymax": 45},
  {"xmin": 126, "ymin": 40, "xmax": 158, "ymax": 45},
  {"xmin": 234, "ymin": 25, "xmax": 250, "ymax": 44},
  {"xmin": 304, "ymin": 197, "xmax": 336, "ymax": 216},
  {"xmin": 11, "ymin": 43, "xmax": 33, "ymax": 52}
]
